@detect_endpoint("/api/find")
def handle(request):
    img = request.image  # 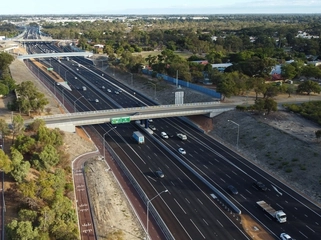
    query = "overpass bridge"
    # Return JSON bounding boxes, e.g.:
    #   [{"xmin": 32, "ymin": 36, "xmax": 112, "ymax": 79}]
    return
[
  {"xmin": 30, "ymin": 102, "xmax": 234, "ymax": 132},
  {"xmin": 17, "ymin": 51, "xmax": 93, "ymax": 60}
]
